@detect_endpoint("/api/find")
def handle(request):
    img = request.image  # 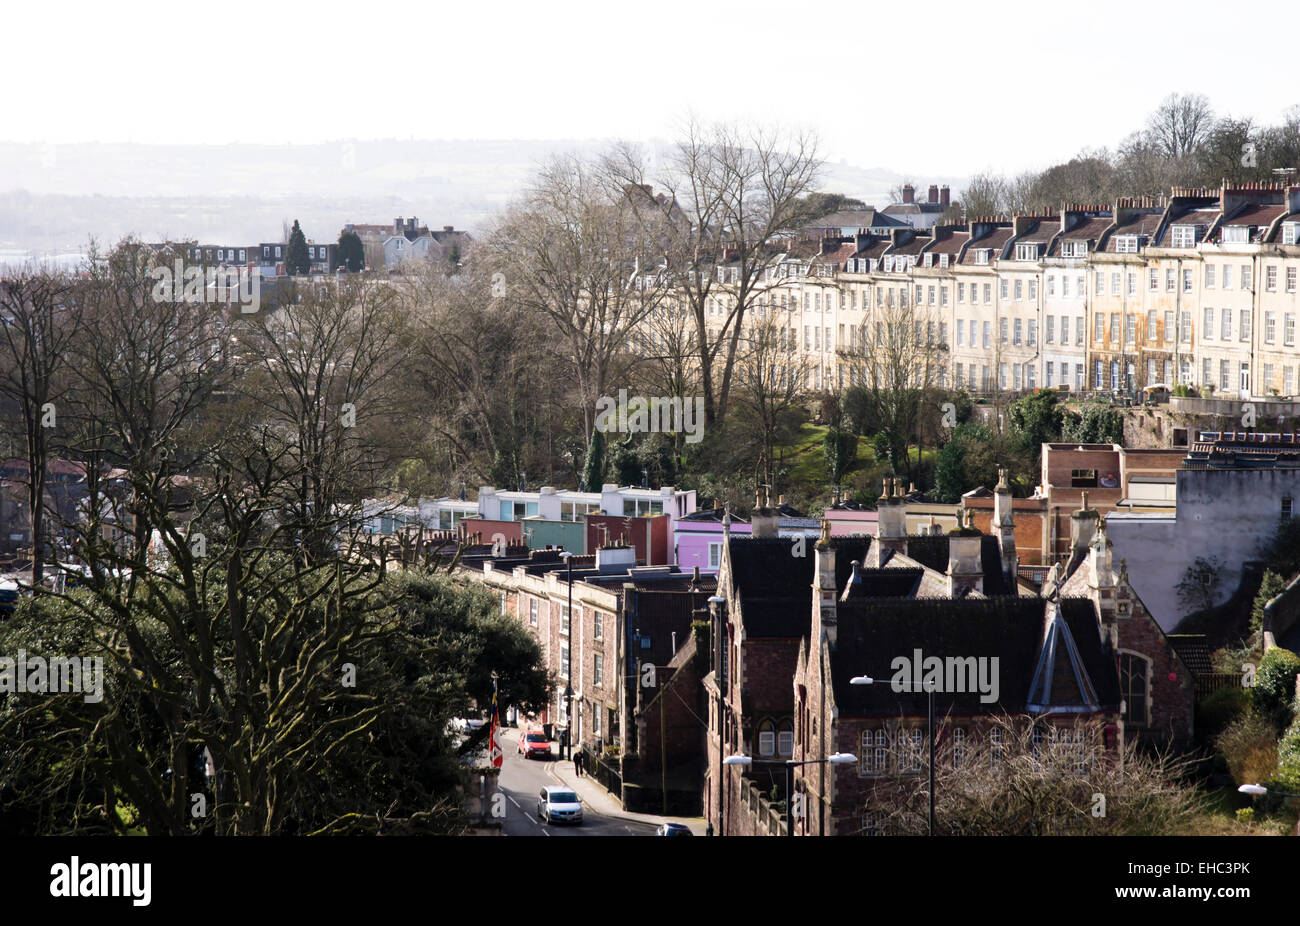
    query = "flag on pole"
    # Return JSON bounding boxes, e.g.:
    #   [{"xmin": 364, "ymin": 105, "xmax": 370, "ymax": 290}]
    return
[{"xmin": 489, "ymin": 684, "xmax": 503, "ymax": 769}]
